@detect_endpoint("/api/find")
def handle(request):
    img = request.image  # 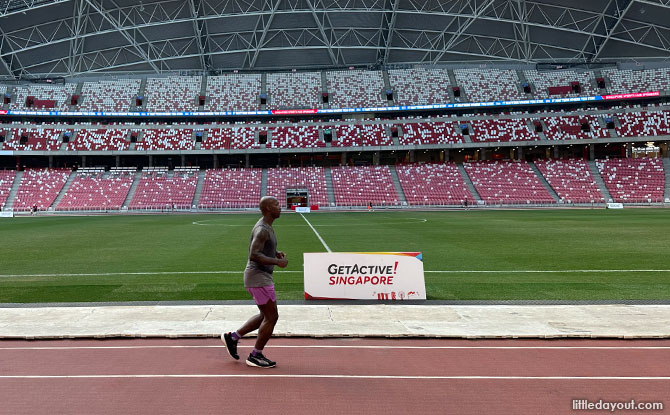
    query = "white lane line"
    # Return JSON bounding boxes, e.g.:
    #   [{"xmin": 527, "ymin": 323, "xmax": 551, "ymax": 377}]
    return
[
  {"xmin": 299, "ymin": 213, "xmax": 331, "ymax": 252},
  {"xmin": 2, "ymin": 269, "xmax": 670, "ymax": 278},
  {"xmin": 193, "ymin": 219, "xmax": 428, "ymax": 226},
  {"xmin": 424, "ymin": 270, "xmax": 670, "ymax": 273},
  {"xmin": 0, "ymin": 271, "xmax": 300, "ymax": 278},
  {"xmin": 3, "ymin": 345, "xmax": 670, "ymax": 351},
  {"xmin": 0, "ymin": 374, "xmax": 668, "ymax": 380}
]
